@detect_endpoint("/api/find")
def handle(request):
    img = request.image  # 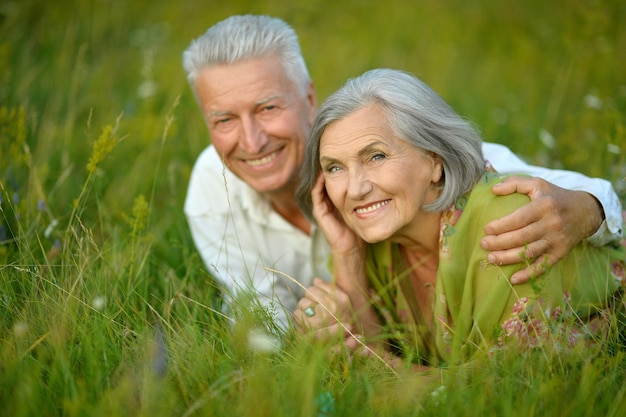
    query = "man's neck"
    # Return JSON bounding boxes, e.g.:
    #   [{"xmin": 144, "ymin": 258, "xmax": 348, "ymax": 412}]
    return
[{"xmin": 270, "ymin": 195, "xmax": 311, "ymax": 235}]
